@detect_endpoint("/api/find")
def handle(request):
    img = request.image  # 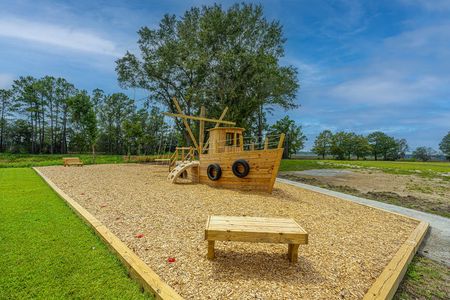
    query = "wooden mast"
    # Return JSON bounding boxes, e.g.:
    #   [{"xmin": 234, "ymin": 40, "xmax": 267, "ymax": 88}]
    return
[{"xmin": 164, "ymin": 98, "xmax": 235, "ymax": 154}]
